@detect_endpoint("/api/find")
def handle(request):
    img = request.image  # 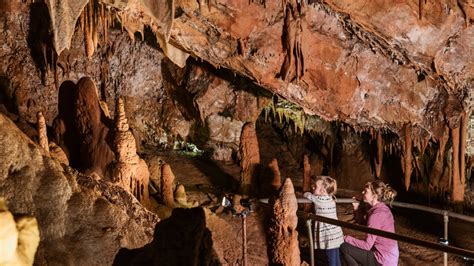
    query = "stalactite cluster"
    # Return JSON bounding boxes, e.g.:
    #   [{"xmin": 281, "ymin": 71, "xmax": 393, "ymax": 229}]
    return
[
  {"xmin": 263, "ymin": 96, "xmax": 306, "ymax": 135},
  {"xmin": 79, "ymin": 0, "xmax": 112, "ymax": 58}
]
